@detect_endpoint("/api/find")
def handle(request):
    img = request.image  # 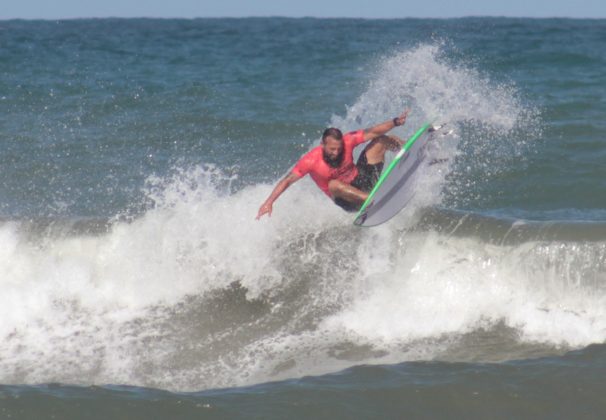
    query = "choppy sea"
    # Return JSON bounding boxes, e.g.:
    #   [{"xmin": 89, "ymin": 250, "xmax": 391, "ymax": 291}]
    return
[{"xmin": 1, "ymin": 17, "xmax": 606, "ymax": 419}]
